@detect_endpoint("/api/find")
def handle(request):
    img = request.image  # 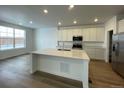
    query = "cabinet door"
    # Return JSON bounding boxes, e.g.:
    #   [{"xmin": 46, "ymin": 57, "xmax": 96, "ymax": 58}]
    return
[
  {"xmin": 62, "ymin": 30, "xmax": 67, "ymax": 41},
  {"xmin": 67, "ymin": 29, "xmax": 73, "ymax": 41},
  {"xmin": 72, "ymin": 29, "xmax": 81, "ymax": 36},
  {"xmin": 58, "ymin": 30, "xmax": 63, "ymax": 41},
  {"xmin": 73, "ymin": 29, "xmax": 78, "ymax": 36},
  {"xmin": 95, "ymin": 48, "xmax": 105, "ymax": 60},
  {"xmin": 89, "ymin": 28, "xmax": 96, "ymax": 41},
  {"xmin": 81, "ymin": 29, "xmax": 84, "ymax": 40},
  {"xmin": 83, "ymin": 28, "xmax": 90, "ymax": 41},
  {"xmin": 118, "ymin": 19, "xmax": 124, "ymax": 33},
  {"xmin": 84, "ymin": 47, "xmax": 96, "ymax": 59},
  {"xmin": 96, "ymin": 28, "xmax": 105, "ymax": 42},
  {"xmin": 76, "ymin": 29, "xmax": 82, "ymax": 36}
]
